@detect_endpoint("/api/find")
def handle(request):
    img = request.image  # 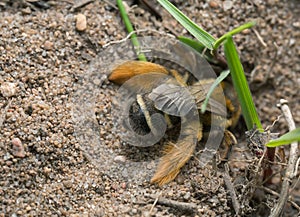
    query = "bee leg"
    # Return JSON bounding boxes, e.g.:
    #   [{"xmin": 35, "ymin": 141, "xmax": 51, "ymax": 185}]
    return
[
  {"xmin": 169, "ymin": 69, "xmax": 188, "ymax": 87},
  {"xmin": 222, "ymin": 81, "xmax": 242, "ymax": 128},
  {"xmin": 226, "ymin": 105, "xmax": 241, "ymax": 129},
  {"xmin": 151, "ymin": 122, "xmax": 203, "ymax": 186},
  {"xmin": 219, "ymin": 130, "xmax": 237, "ymax": 161}
]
